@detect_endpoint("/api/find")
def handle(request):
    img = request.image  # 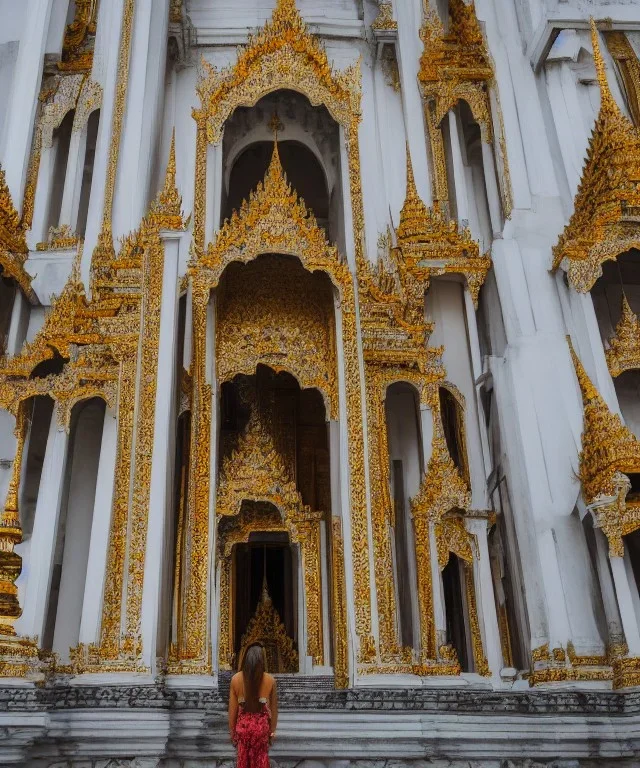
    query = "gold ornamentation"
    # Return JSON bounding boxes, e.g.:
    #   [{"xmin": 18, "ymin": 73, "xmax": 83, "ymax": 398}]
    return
[
  {"xmin": 170, "ymin": 0, "xmax": 182, "ymax": 24},
  {"xmin": 464, "ymin": 561, "xmax": 490, "ymax": 676},
  {"xmin": 568, "ymin": 338, "xmax": 640, "ymax": 555},
  {"xmin": 0, "ymin": 402, "xmax": 29, "ymax": 637},
  {"xmin": 612, "ymin": 654, "xmax": 640, "ymax": 688},
  {"xmin": 148, "ymin": 129, "xmax": 189, "ymax": 231},
  {"xmin": 239, "ymin": 582, "xmax": 299, "ymax": 673},
  {"xmin": 0, "ymin": 165, "xmax": 34, "ymax": 301},
  {"xmin": 58, "ymin": 0, "xmax": 99, "ymax": 73},
  {"xmin": 216, "ymin": 256, "xmax": 338, "ymax": 417},
  {"xmin": 95, "ymin": 0, "xmax": 135, "ymax": 268},
  {"xmin": 332, "ymin": 516, "xmax": 349, "ymax": 688},
  {"xmin": 418, "ymin": 0, "xmax": 493, "ymax": 141},
  {"xmin": 372, "ymin": 3, "xmax": 397, "ymax": 32},
  {"xmin": 552, "ymin": 21, "xmax": 640, "ymax": 293},
  {"xmin": 604, "ymin": 30, "xmax": 640, "ymax": 128},
  {"xmin": 606, "ymin": 295, "xmax": 640, "ymax": 377},
  {"xmin": 186, "ymin": 134, "xmax": 374, "ymax": 667},
  {"xmin": 529, "ymin": 641, "xmax": 613, "ymax": 685},
  {"xmin": 195, "ymin": 0, "xmax": 361, "ymax": 145},
  {"xmin": 36, "ymin": 224, "xmax": 80, "ymax": 251},
  {"xmin": 0, "ymin": 634, "xmax": 39, "ymax": 678},
  {"xmin": 396, "ymin": 148, "xmax": 490, "ymax": 308}
]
